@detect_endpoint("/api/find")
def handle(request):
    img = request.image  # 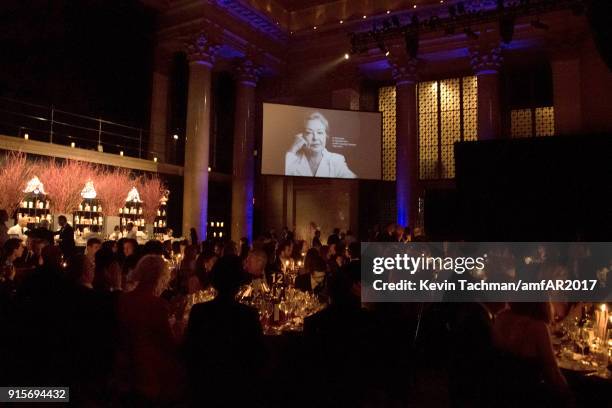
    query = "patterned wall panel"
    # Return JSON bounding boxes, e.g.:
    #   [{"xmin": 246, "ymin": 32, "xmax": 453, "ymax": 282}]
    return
[
  {"xmin": 535, "ymin": 107, "xmax": 555, "ymax": 136},
  {"xmin": 378, "ymin": 86, "xmax": 396, "ymax": 181},
  {"xmin": 462, "ymin": 76, "xmax": 478, "ymax": 141},
  {"xmin": 440, "ymin": 79, "xmax": 461, "ymax": 179},
  {"xmin": 511, "ymin": 109, "xmax": 533, "ymax": 138},
  {"xmin": 418, "ymin": 81, "xmax": 439, "ymax": 179}
]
